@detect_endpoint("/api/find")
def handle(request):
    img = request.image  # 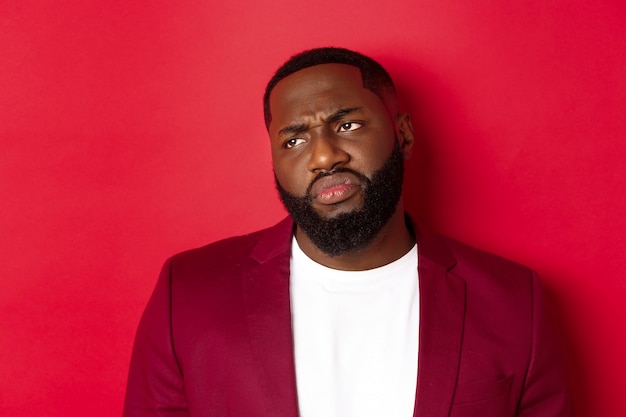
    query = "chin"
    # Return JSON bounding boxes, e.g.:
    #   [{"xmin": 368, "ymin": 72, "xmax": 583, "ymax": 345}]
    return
[{"xmin": 313, "ymin": 198, "xmax": 365, "ymax": 218}]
